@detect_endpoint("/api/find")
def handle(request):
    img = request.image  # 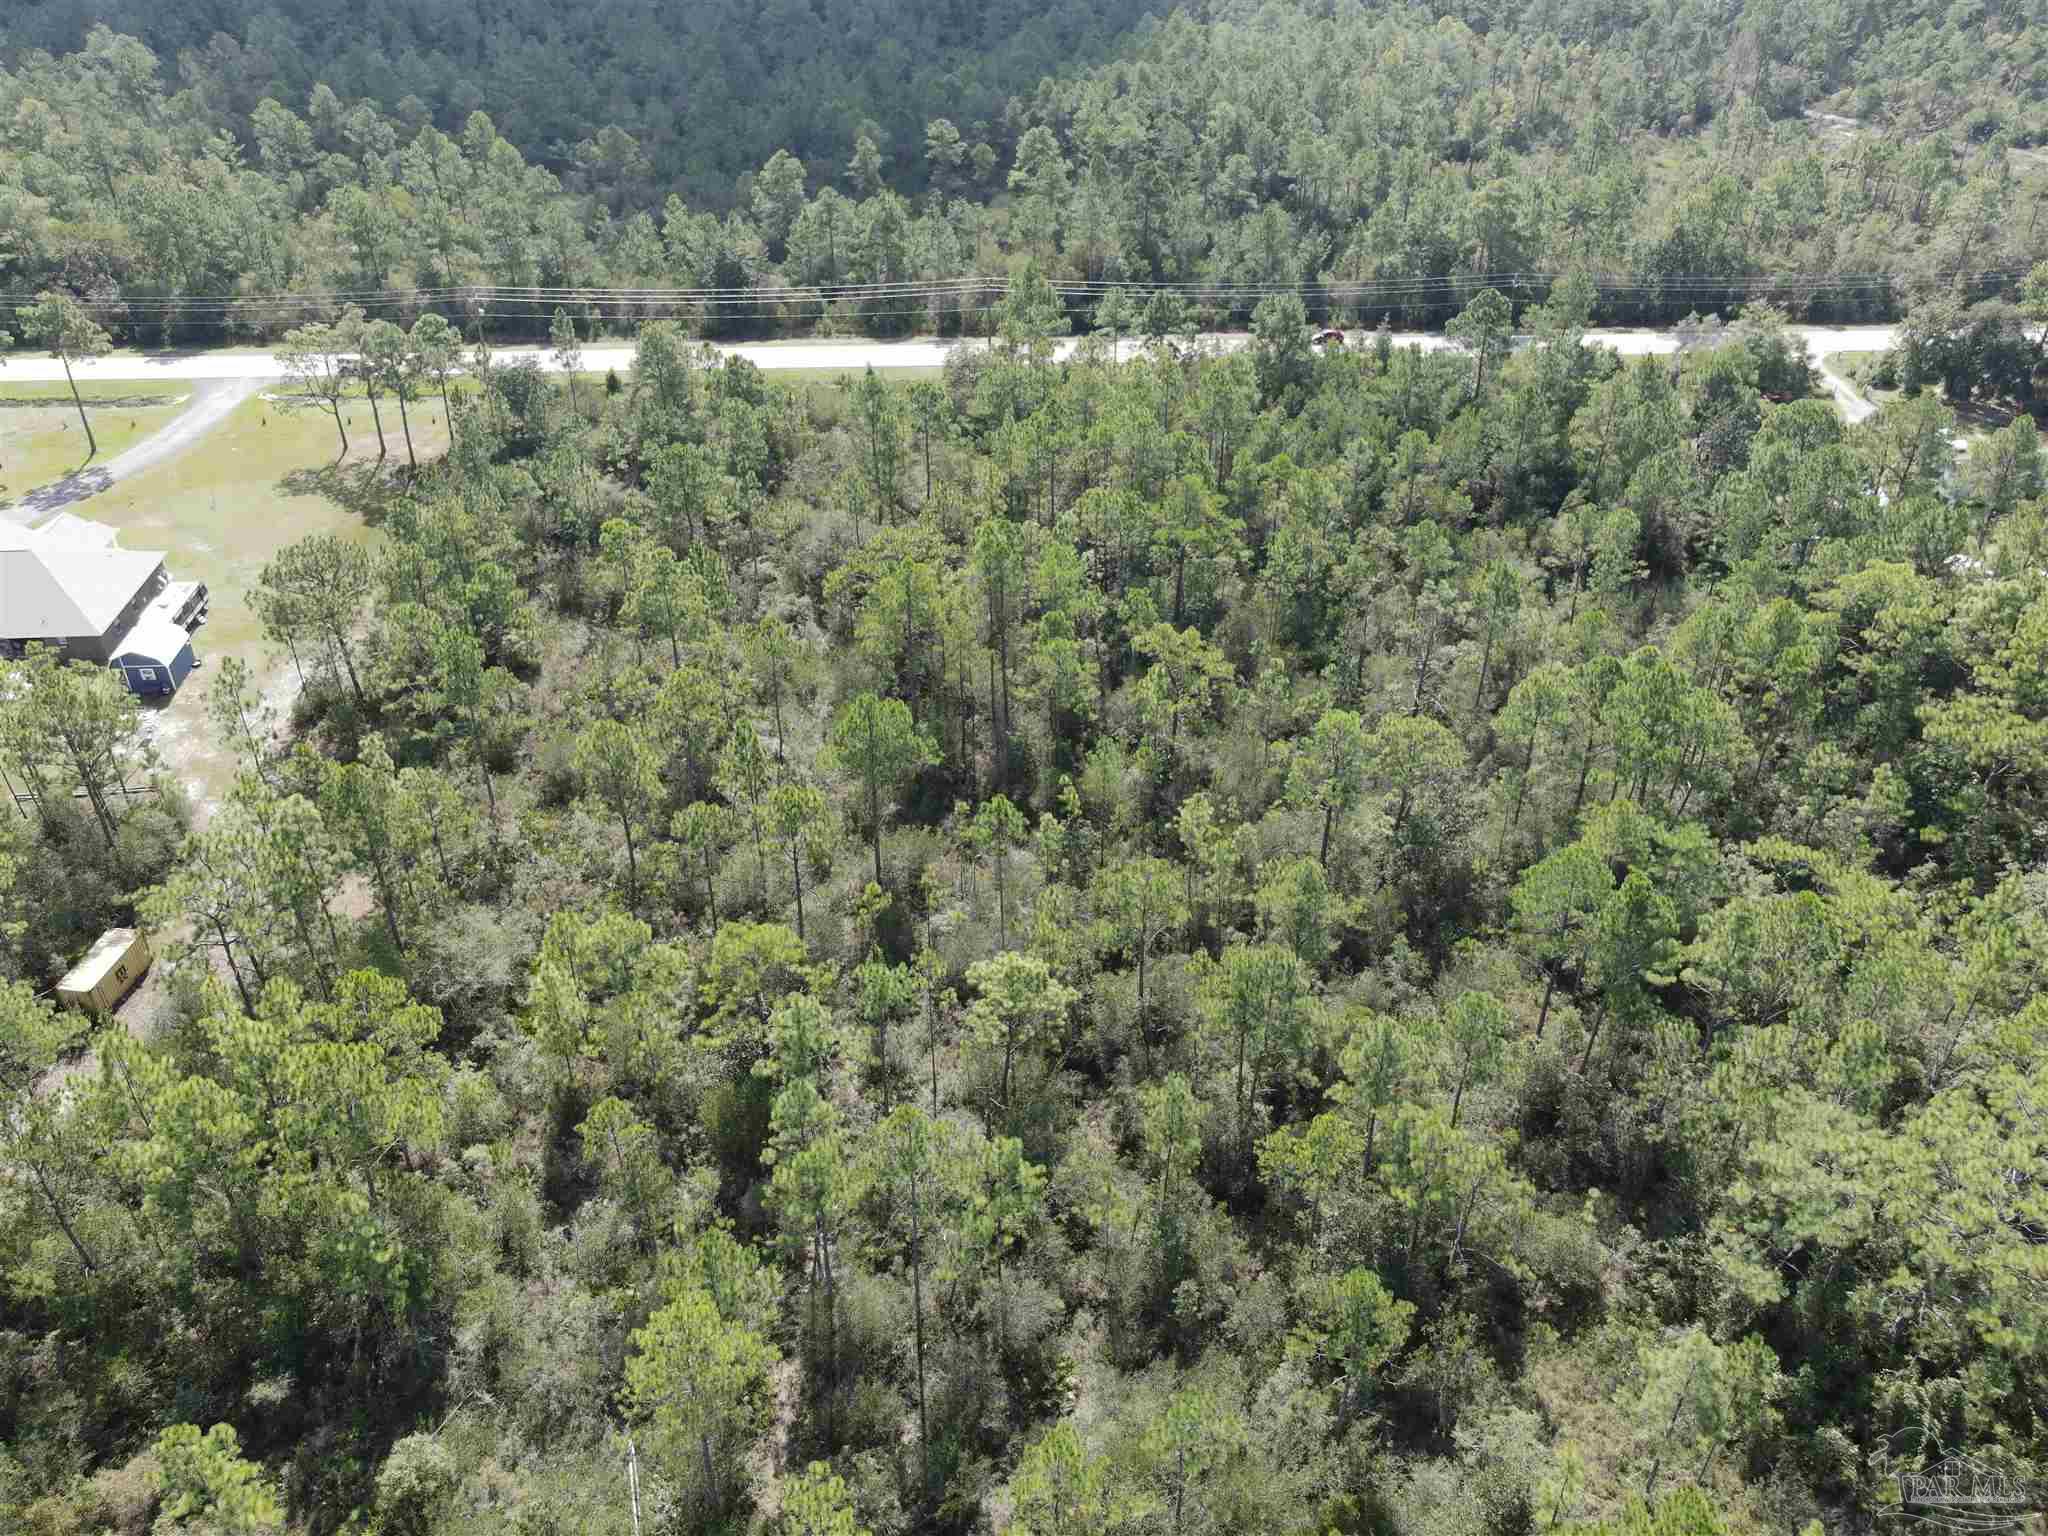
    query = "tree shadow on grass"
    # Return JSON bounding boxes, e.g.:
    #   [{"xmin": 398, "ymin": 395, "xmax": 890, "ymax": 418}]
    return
[
  {"xmin": 2, "ymin": 463, "xmax": 113, "ymax": 519},
  {"xmin": 275, "ymin": 461, "xmax": 411, "ymax": 526},
  {"xmin": 1951, "ymin": 399, "xmax": 2024, "ymax": 435},
  {"xmin": 0, "ymin": 393, "xmax": 184, "ymax": 410}
]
